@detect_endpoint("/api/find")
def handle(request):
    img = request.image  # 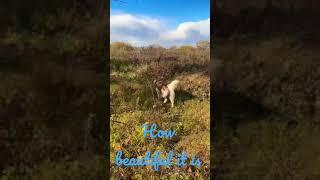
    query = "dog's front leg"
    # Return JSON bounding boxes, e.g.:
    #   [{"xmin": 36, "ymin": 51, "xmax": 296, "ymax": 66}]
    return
[
  {"xmin": 163, "ymin": 98, "xmax": 167, "ymax": 104},
  {"xmin": 156, "ymin": 88, "xmax": 160, "ymax": 99}
]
